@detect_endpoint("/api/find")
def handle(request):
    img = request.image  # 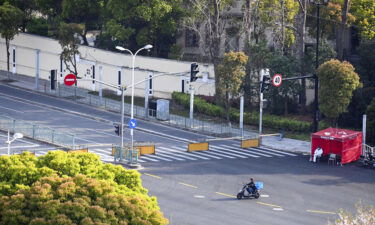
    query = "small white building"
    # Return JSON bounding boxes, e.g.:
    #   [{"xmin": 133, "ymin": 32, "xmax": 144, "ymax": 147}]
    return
[{"xmin": 0, "ymin": 33, "xmax": 216, "ymax": 99}]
